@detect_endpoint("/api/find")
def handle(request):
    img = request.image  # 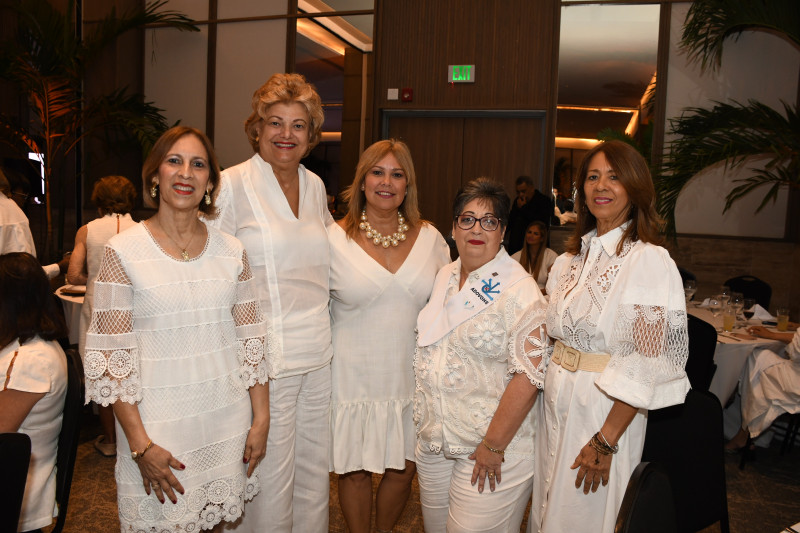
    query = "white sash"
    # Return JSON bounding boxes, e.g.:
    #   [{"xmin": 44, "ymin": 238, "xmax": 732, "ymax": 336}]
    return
[{"xmin": 417, "ymin": 248, "xmax": 529, "ymax": 347}]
